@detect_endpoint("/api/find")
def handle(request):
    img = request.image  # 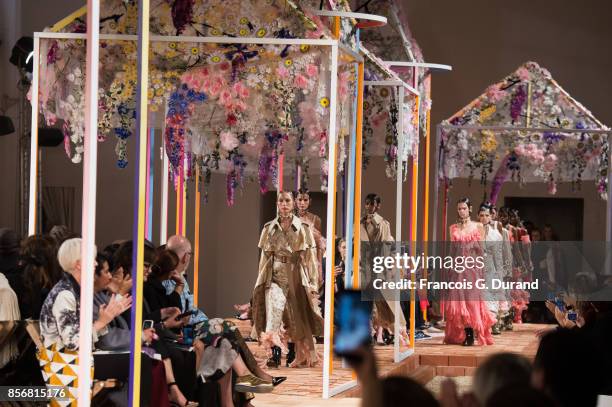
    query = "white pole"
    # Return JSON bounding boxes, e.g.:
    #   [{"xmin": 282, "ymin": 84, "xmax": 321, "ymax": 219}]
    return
[
  {"xmin": 160, "ymin": 120, "xmax": 169, "ymax": 245},
  {"xmin": 78, "ymin": 0, "xmax": 100, "ymax": 405},
  {"xmin": 322, "ymin": 43, "xmax": 339, "ymax": 400},
  {"xmin": 394, "ymin": 86, "xmax": 404, "ymax": 363},
  {"xmin": 27, "ymin": 37, "xmax": 40, "ymax": 236}
]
